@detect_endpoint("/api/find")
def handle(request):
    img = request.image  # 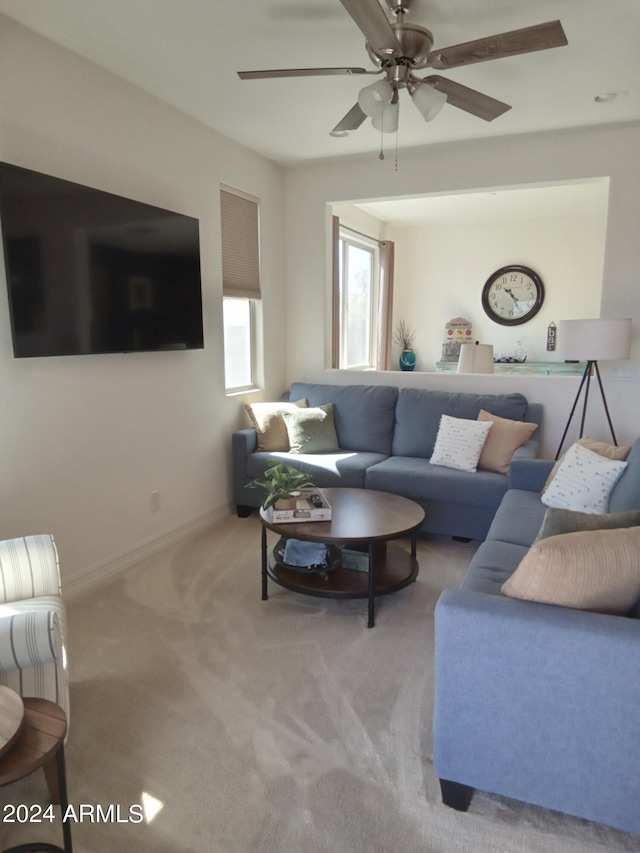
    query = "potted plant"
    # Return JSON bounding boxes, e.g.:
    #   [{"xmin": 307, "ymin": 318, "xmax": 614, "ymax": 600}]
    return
[
  {"xmin": 394, "ymin": 319, "xmax": 417, "ymax": 371},
  {"xmin": 248, "ymin": 461, "xmax": 311, "ymax": 511}
]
